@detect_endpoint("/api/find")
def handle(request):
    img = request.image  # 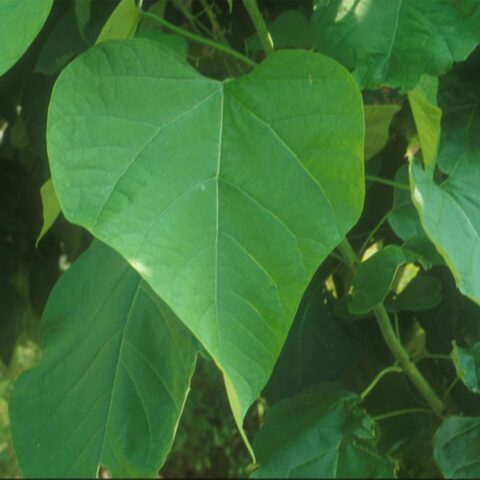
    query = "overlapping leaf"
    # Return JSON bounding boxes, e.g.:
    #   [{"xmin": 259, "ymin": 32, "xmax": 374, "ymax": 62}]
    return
[
  {"xmin": 410, "ymin": 109, "xmax": 480, "ymax": 304},
  {"xmin": 10, "ymin": 242, "xmax": 197, "ymax": 477},
  {"xmin": 47, "ymin": 40, "xmax": 365, "ymax": 423},
  {"xmin": 0, "ymin": 0, "xmax": 53, "ymax": 76},
  {"xmin": 312, "ymin": 0, "xmax": 480, "ymax": 90}
]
